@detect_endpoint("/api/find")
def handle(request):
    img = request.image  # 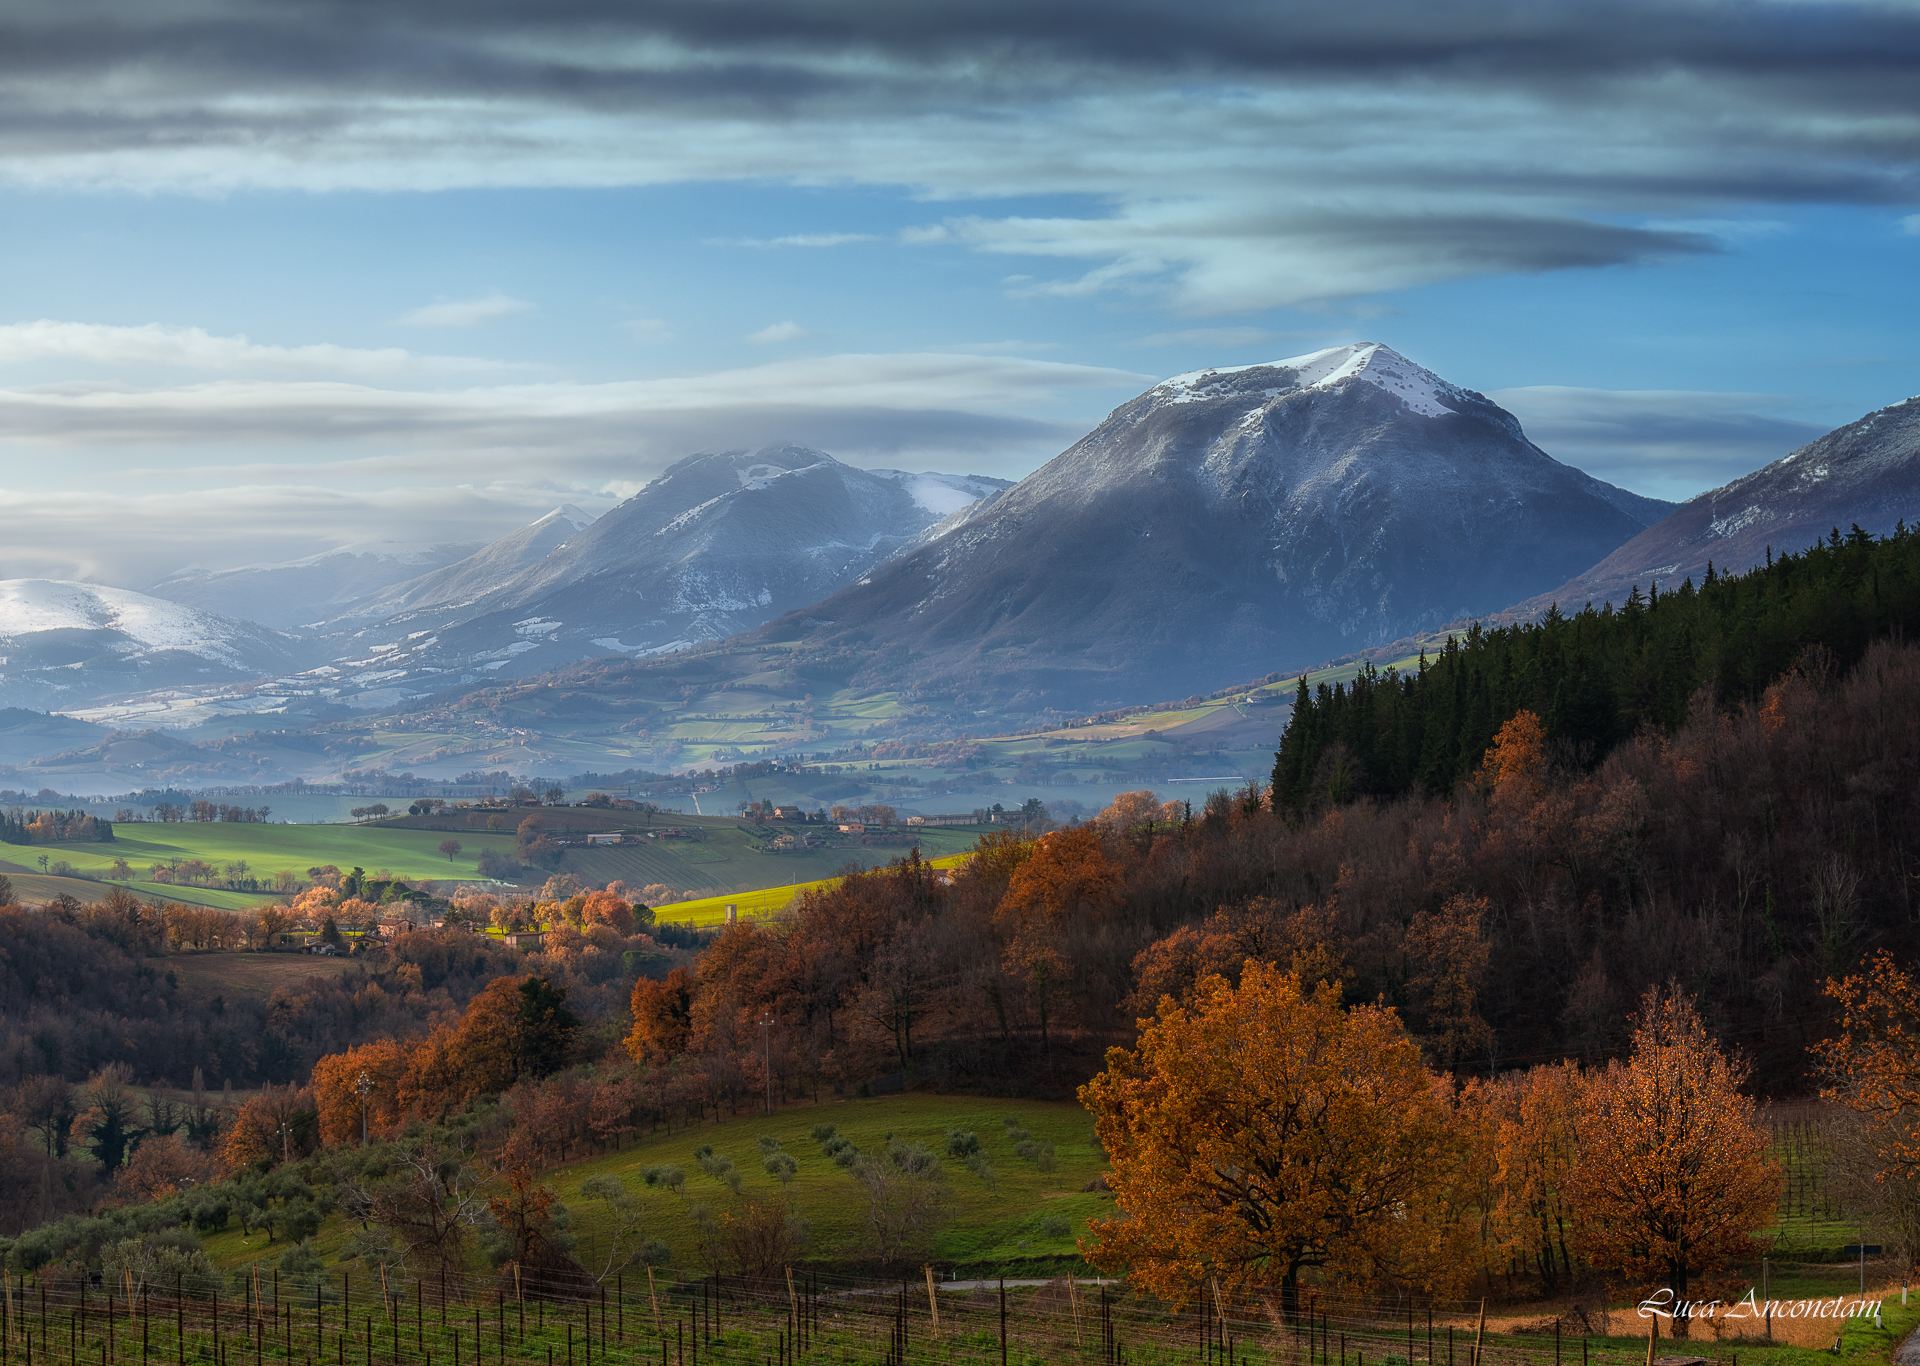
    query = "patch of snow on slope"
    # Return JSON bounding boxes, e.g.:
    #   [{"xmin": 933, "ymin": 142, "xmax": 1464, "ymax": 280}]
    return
[
  {"xmin": 735, "ymin": 461, "xmax": 827, "ymax": 491},
  {"xmin": 1156, "ymin": 343, "xmax": 1468, "ymax": 418},
  {"xmin": 870, "ymin": 471, "xmax": 1001, "ymax": 519},
  {"xmin": 0, "ymin": 580, "xmax": 252, "ymax": 661}
]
